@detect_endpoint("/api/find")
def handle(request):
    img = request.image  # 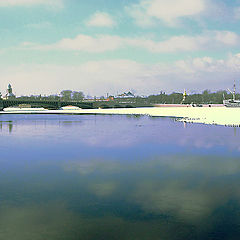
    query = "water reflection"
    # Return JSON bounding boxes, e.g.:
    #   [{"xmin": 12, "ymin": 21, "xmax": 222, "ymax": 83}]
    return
[
  {"xmin": 0, "ymin": 115, "xmax": 239, "ymax": 239},
  {"xmin": 0, "ymin": 203, "xmax": 184, "ymax": 240},
  {"xmin": 1, "ymin": 154, "xmax": 240, "ymax": 239},
  {"xmin": 0, "ymin": 121, "xmax": 13, "ymax": 133},
  {"xmin": 8, "ymin": 122, "xmax": 13, "ymax": 133},
  {"xmin": 63, "ymin": 155, "xmax": 240, "ymax": 220},
  {"xmin": 0, "ymin": 115, "xmax": 240, "ymax": 152}
]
